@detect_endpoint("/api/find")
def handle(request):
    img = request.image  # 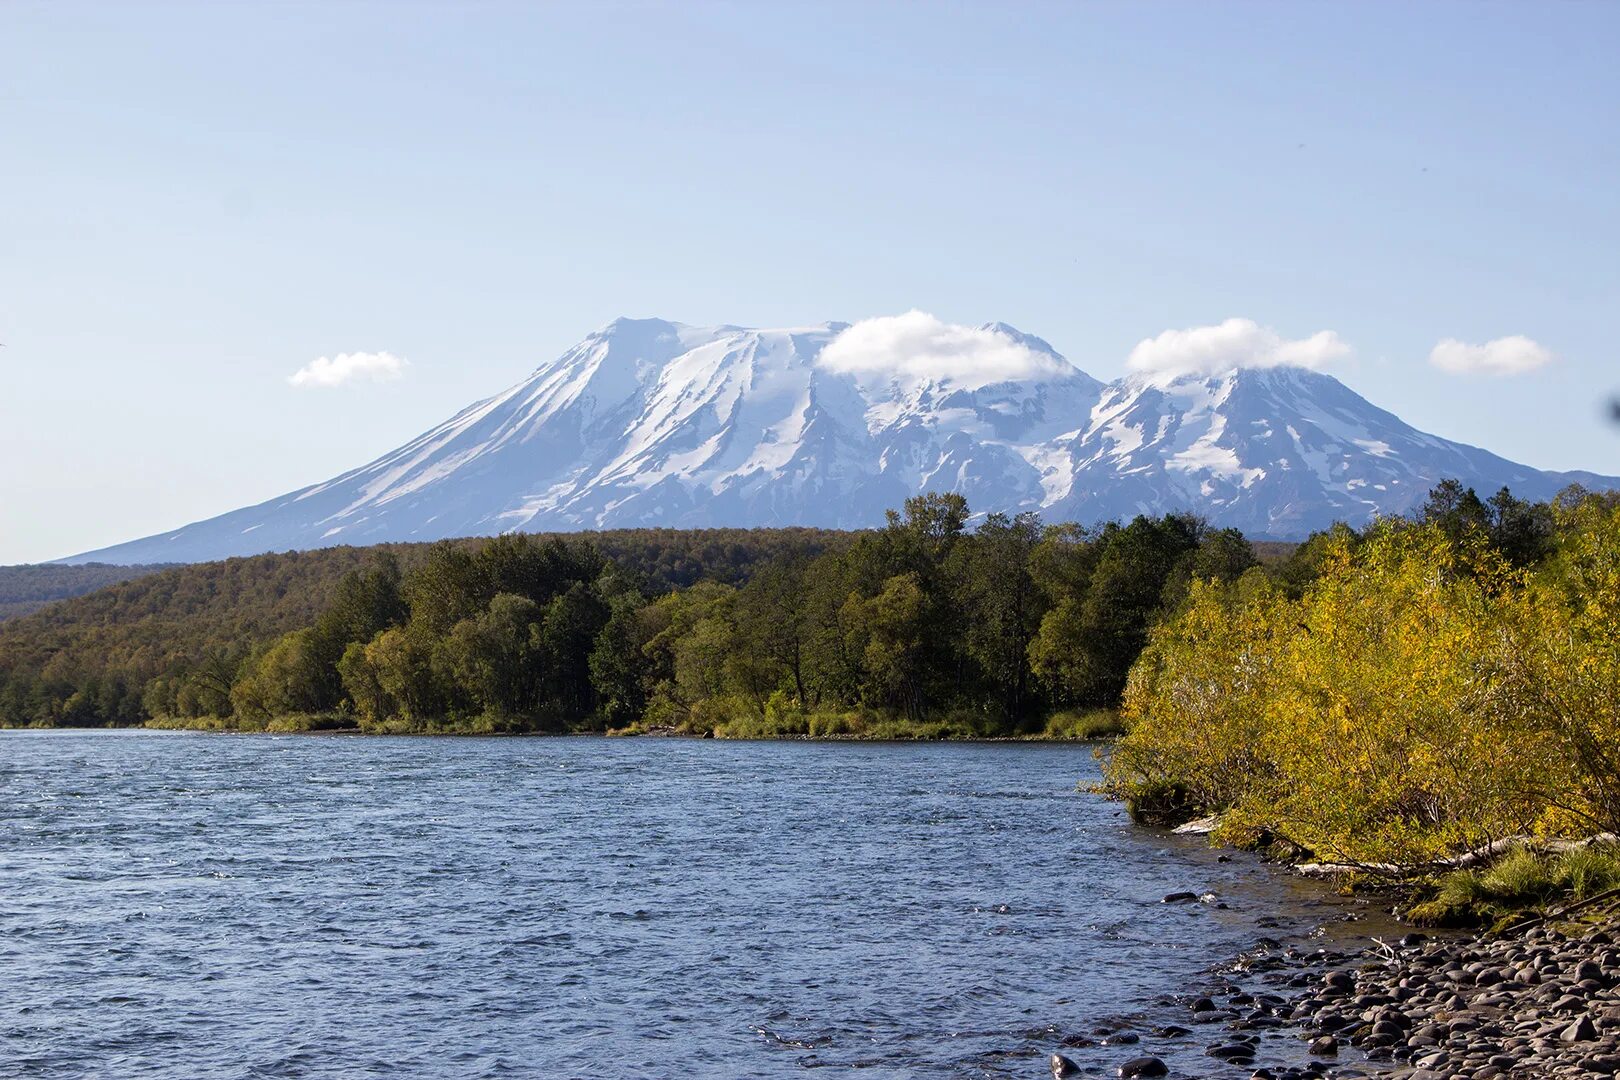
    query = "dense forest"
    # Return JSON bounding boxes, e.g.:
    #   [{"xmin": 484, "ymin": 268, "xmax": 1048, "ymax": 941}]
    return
[
  {"xmin": 0, "ymin": 500, "xmax": 1276, "ymax": 735},
  {"xmin": 0, "ymin": 528, "xmax": 845, "ymax": 729},
  {"xmin": 0, "ymin": 562, "xmax": 174, "ymax": 621},
  {"xmin": 1104, "ymin": 480, "xmax": 1620, "ymax": 892}
]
